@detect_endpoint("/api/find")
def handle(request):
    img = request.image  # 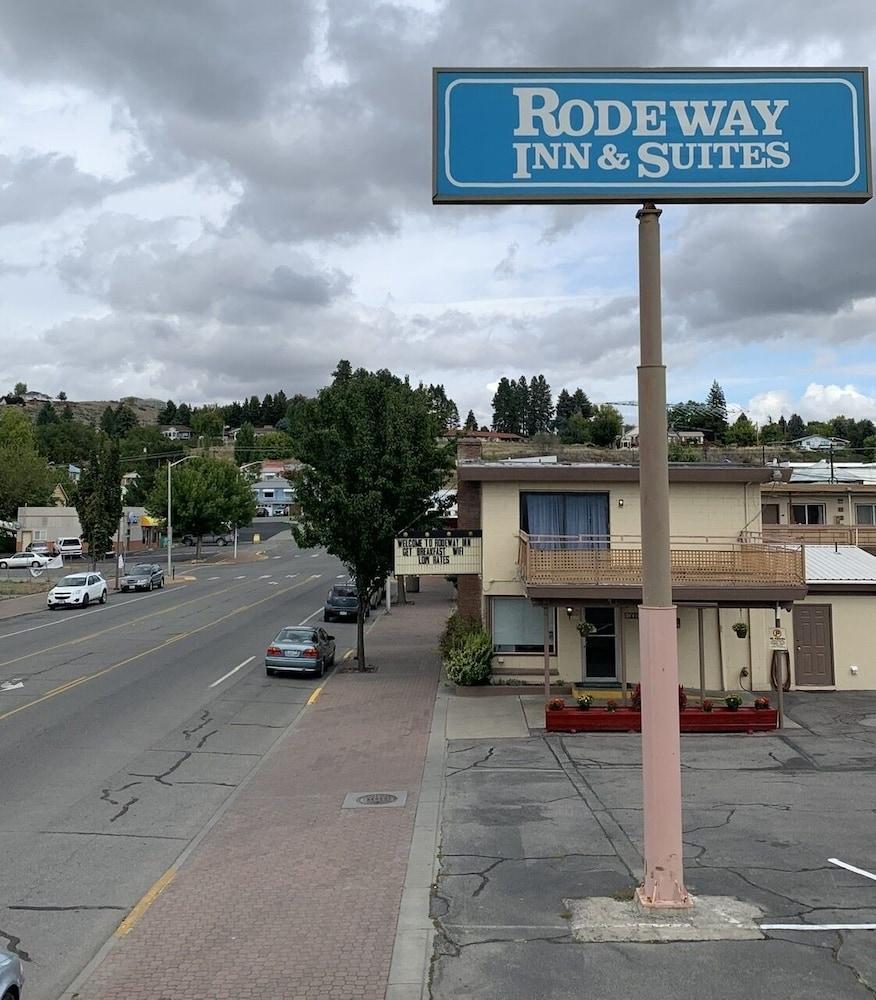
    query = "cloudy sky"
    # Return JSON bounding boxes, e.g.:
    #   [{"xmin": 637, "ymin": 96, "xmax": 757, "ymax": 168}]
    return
[{"xmin": 1, "ymin": 0, "xmax": 876, "ymax": 428}]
